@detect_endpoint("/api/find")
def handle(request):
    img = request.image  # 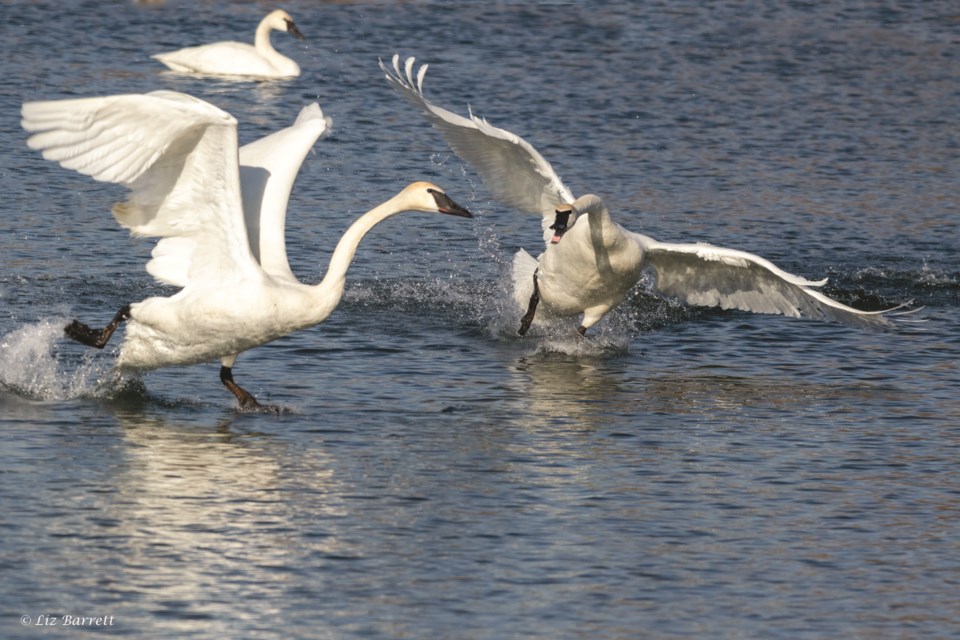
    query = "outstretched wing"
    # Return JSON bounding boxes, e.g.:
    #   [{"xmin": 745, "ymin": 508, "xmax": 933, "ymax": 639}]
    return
[
  {"xmin": 21, "ymin": 90, "xmax": 258, "ymax": 289},
  {"xmin": 635, "ymin": 234, "xmax": 908, "ymax": 329},
  {"xmin": 381, "ymin": 54, "xmax": 574, "ymax": 232},
  {"xmin": 239, "ymin": 102, "xmax": 332, "ymax": 282}
]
